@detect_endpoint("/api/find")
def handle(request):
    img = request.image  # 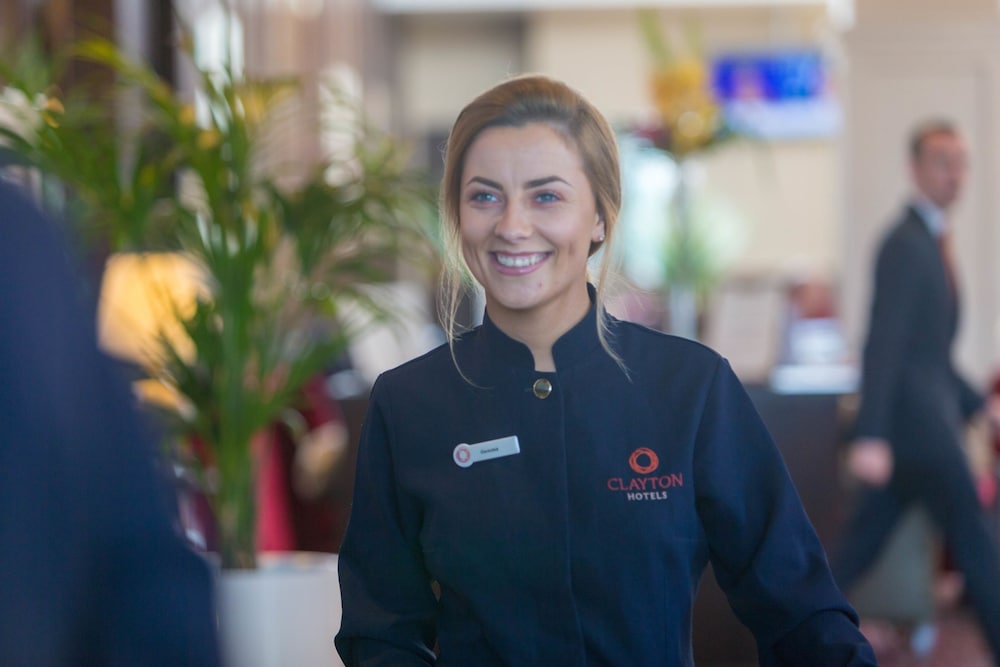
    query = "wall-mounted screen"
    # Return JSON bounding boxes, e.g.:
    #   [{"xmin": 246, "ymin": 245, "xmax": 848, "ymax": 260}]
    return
[{"xmin": 712, "ymin": 49, "xmax": 840, "ymax": 140}]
